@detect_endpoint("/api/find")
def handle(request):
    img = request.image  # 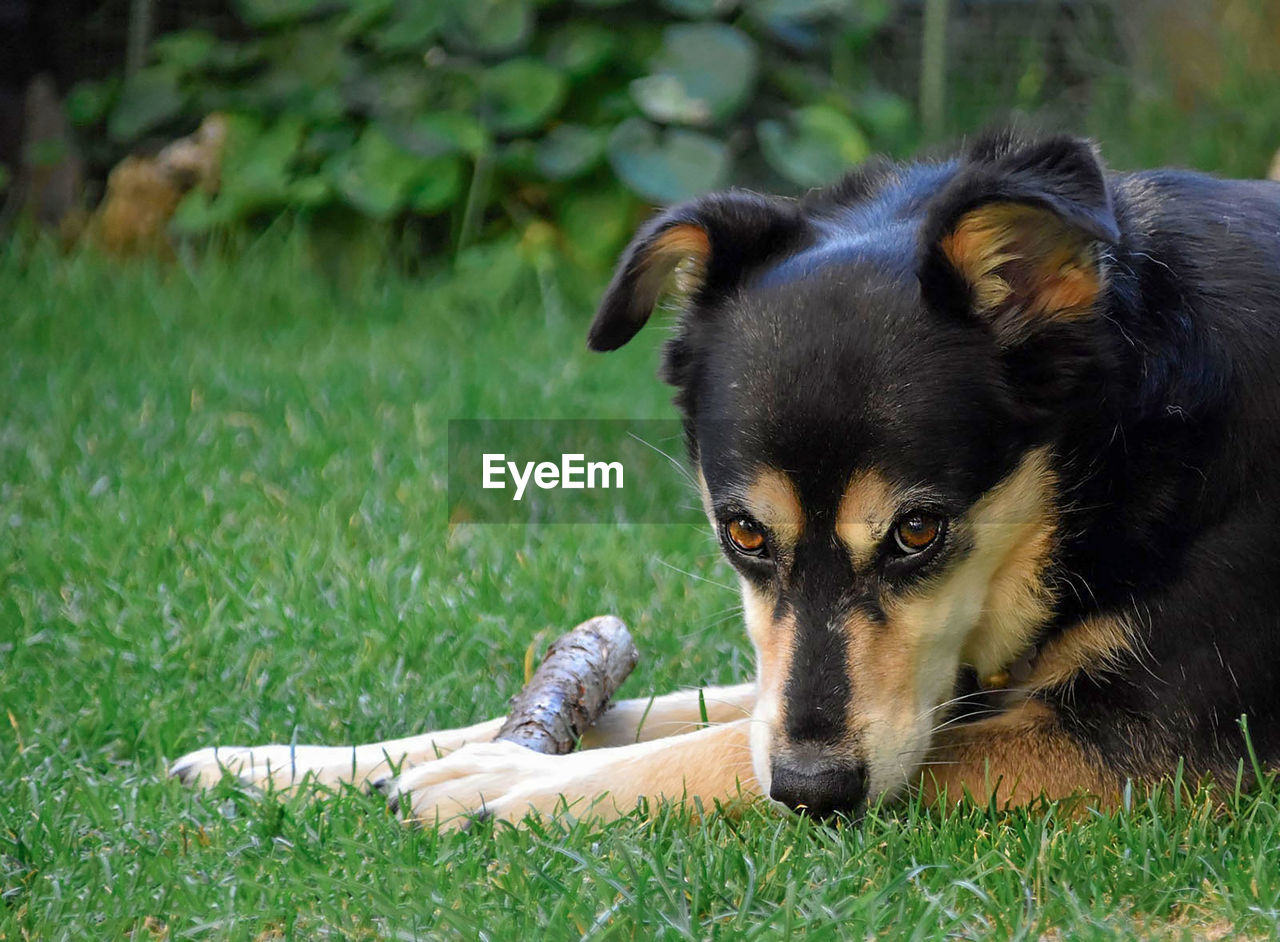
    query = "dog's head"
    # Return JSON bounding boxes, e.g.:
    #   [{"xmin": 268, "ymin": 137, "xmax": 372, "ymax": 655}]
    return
[{"xmin": 589, "ymin": 133, "xmax": 1120, "ymax": 816}]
